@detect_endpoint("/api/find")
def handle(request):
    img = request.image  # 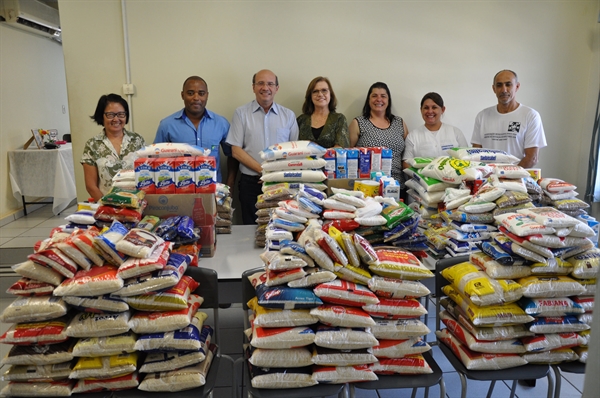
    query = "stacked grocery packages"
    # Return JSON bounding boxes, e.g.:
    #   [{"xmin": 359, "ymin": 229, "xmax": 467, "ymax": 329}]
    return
[
  {"xmin": 243, "ymin": 142, "xmax": 437, "ymax": 389},
  {"xmin": 1, "ymin": 157, "xmax": 218, "ymax": 396}
]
